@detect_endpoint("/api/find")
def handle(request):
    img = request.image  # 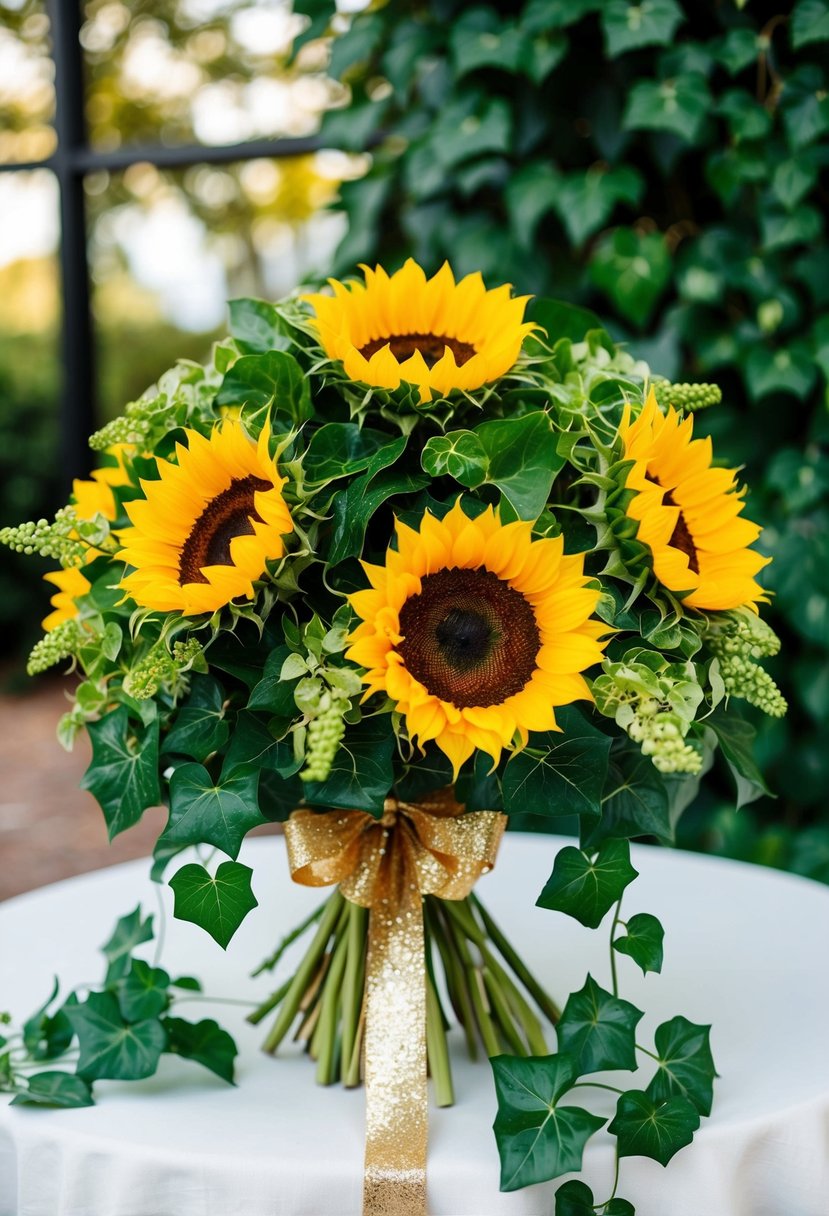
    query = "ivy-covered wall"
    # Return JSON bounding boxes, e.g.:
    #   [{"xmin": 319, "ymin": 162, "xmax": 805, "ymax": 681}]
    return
[{"xmin": 299, "ymin": 0, "xmax": 829, "ymax": 874}]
